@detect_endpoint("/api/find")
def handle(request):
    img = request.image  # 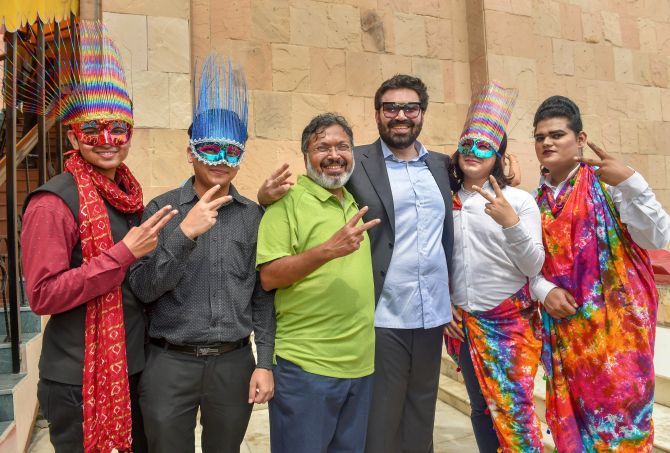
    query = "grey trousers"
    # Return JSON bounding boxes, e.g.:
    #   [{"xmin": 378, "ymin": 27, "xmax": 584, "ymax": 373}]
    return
[
  {"xmin": 139, "ymin": 342, "xmax": 255, "ymax": 453},
  {"xmin": 365, "ymin": 326, "xmax": 444, "ymax": 453}
]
